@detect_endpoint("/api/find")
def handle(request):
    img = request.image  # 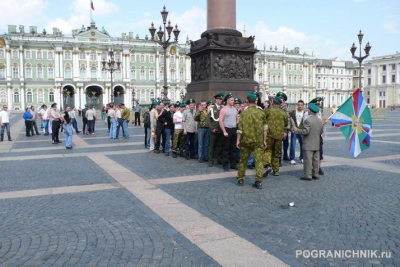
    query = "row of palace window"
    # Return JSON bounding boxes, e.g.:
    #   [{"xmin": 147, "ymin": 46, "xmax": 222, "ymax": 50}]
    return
[
  {"xmin": 0, "ymin": 91, "xmax": 55, "ymax": 104},
  {"xmin": 258, "ymin": 73, "xmax": 312, "ymax": 85},
  {"xmin": 0, "ymin": 66, "xmax": 185, "ymax": 81},
  {"xmin": 257, "ymin": 62, "xmax": 311, "ymax": 71},
  {"xmin": 317, "ymin": 68, "xmax": 352, "ymax": 75},
  {"xmin": 0, "ymin": 49, "xmax": 186, "ymax": 65}
]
